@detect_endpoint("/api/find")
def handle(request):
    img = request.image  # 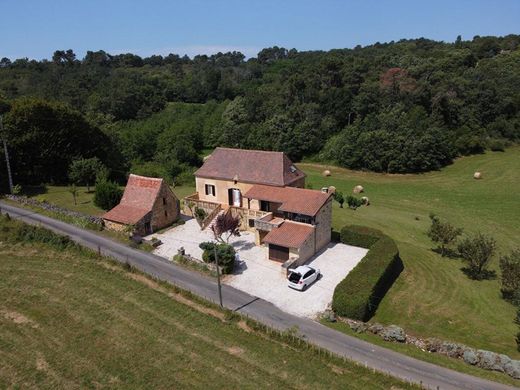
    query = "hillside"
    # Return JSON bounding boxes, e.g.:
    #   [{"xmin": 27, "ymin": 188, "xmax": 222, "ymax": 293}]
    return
[{"xmin": 0, "ymin": 218, "xmax": 413, "ymax": 389}]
